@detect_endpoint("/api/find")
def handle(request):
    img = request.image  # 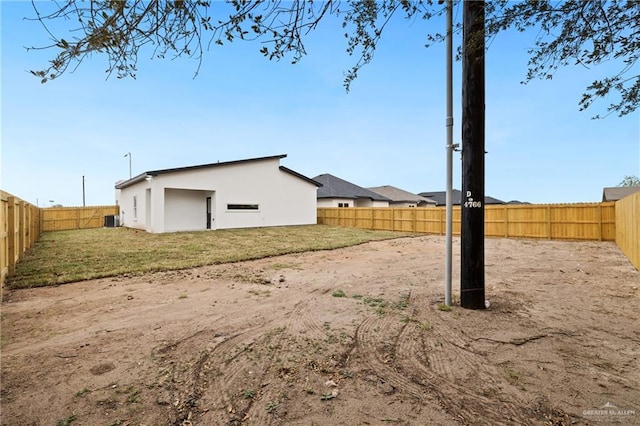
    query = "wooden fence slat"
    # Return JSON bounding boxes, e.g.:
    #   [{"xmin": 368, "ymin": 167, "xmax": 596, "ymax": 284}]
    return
[{"xmin": 615, "ymin": 191, "xmax": 640, "ymax": 270}]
